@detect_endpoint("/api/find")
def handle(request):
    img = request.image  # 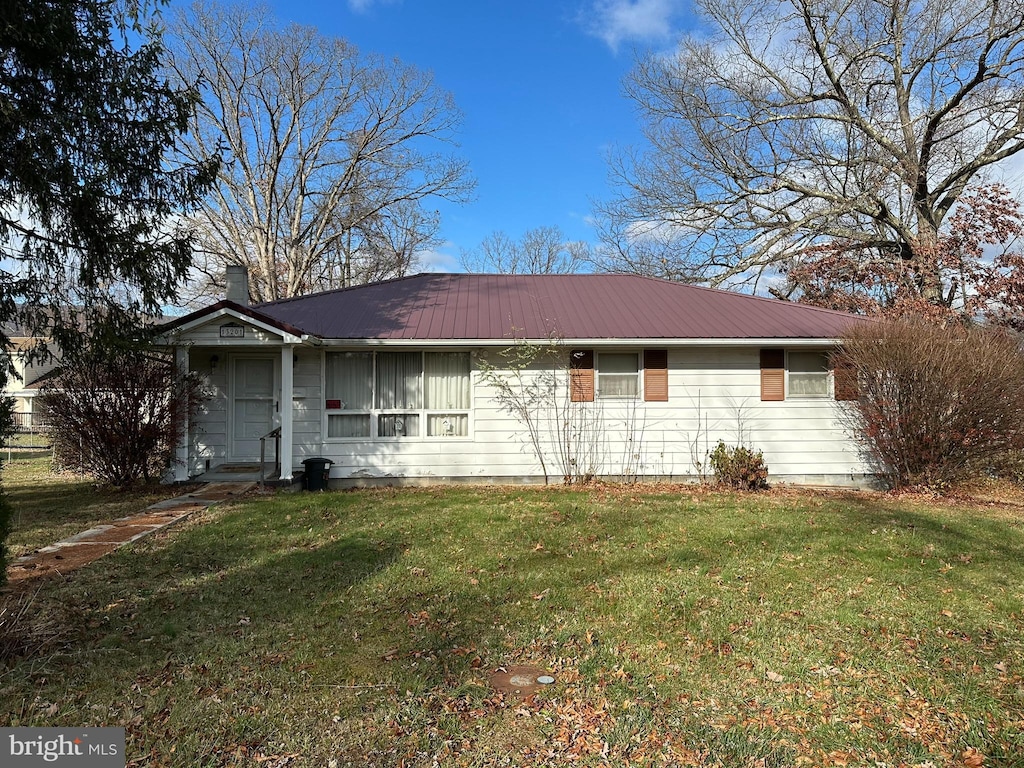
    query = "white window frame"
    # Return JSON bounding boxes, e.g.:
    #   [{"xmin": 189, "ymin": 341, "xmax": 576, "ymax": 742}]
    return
[
  {"xmin": 596, "ymin": 351, "xmax": 640, "ymax": 400},
  {"xmin": 323, "ymin": 350, "xmax": 473, "ymax": 441},
  {"xmin": 323, "ymin": 351, "xmax": 373, "ymax": 438},
  {"xmin": 786, "ymin": 349, "xmax": 832, "ymax": 399}
]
